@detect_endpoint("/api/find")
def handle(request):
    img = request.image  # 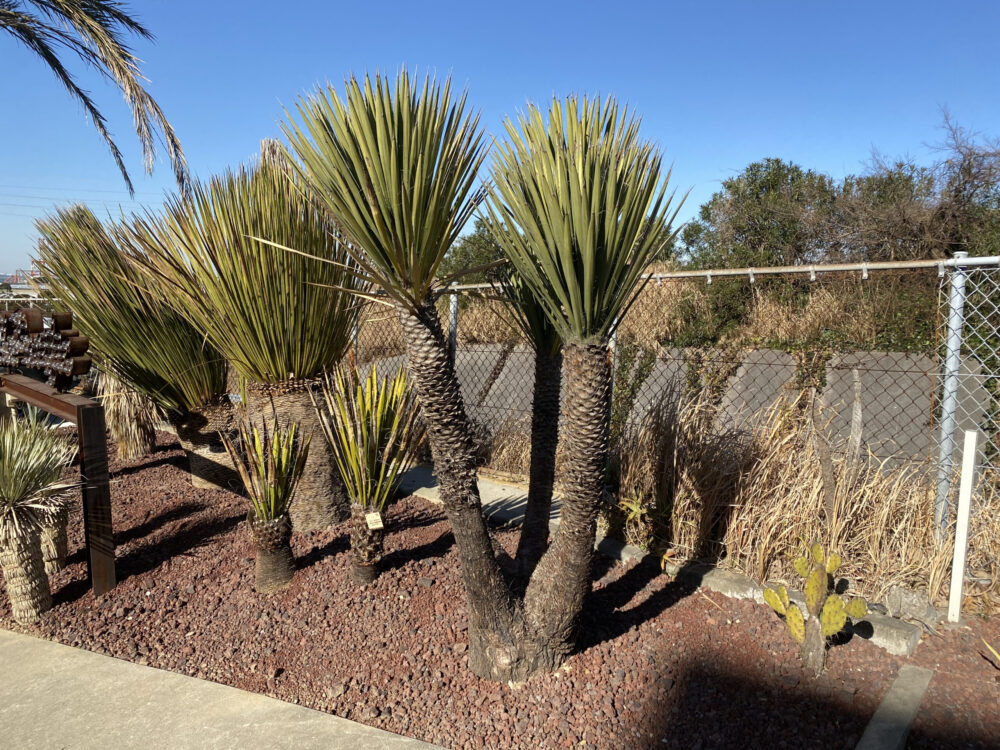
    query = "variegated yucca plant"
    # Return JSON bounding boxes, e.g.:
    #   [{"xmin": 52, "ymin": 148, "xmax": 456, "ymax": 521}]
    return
[
  {"xmin": 0, "ymin": 409, "xmax": 77, "ymax": 624},
  {"xmin": 315, "ymin": 364, "xmax": 421, "ymax": 585},
  {"xmin": 764, "ymin": 542, "xmax": 868, "ymax": 676},
  {"xmin": 222, "ymin": 418, "xmax": 309, "ymax": 593}
]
